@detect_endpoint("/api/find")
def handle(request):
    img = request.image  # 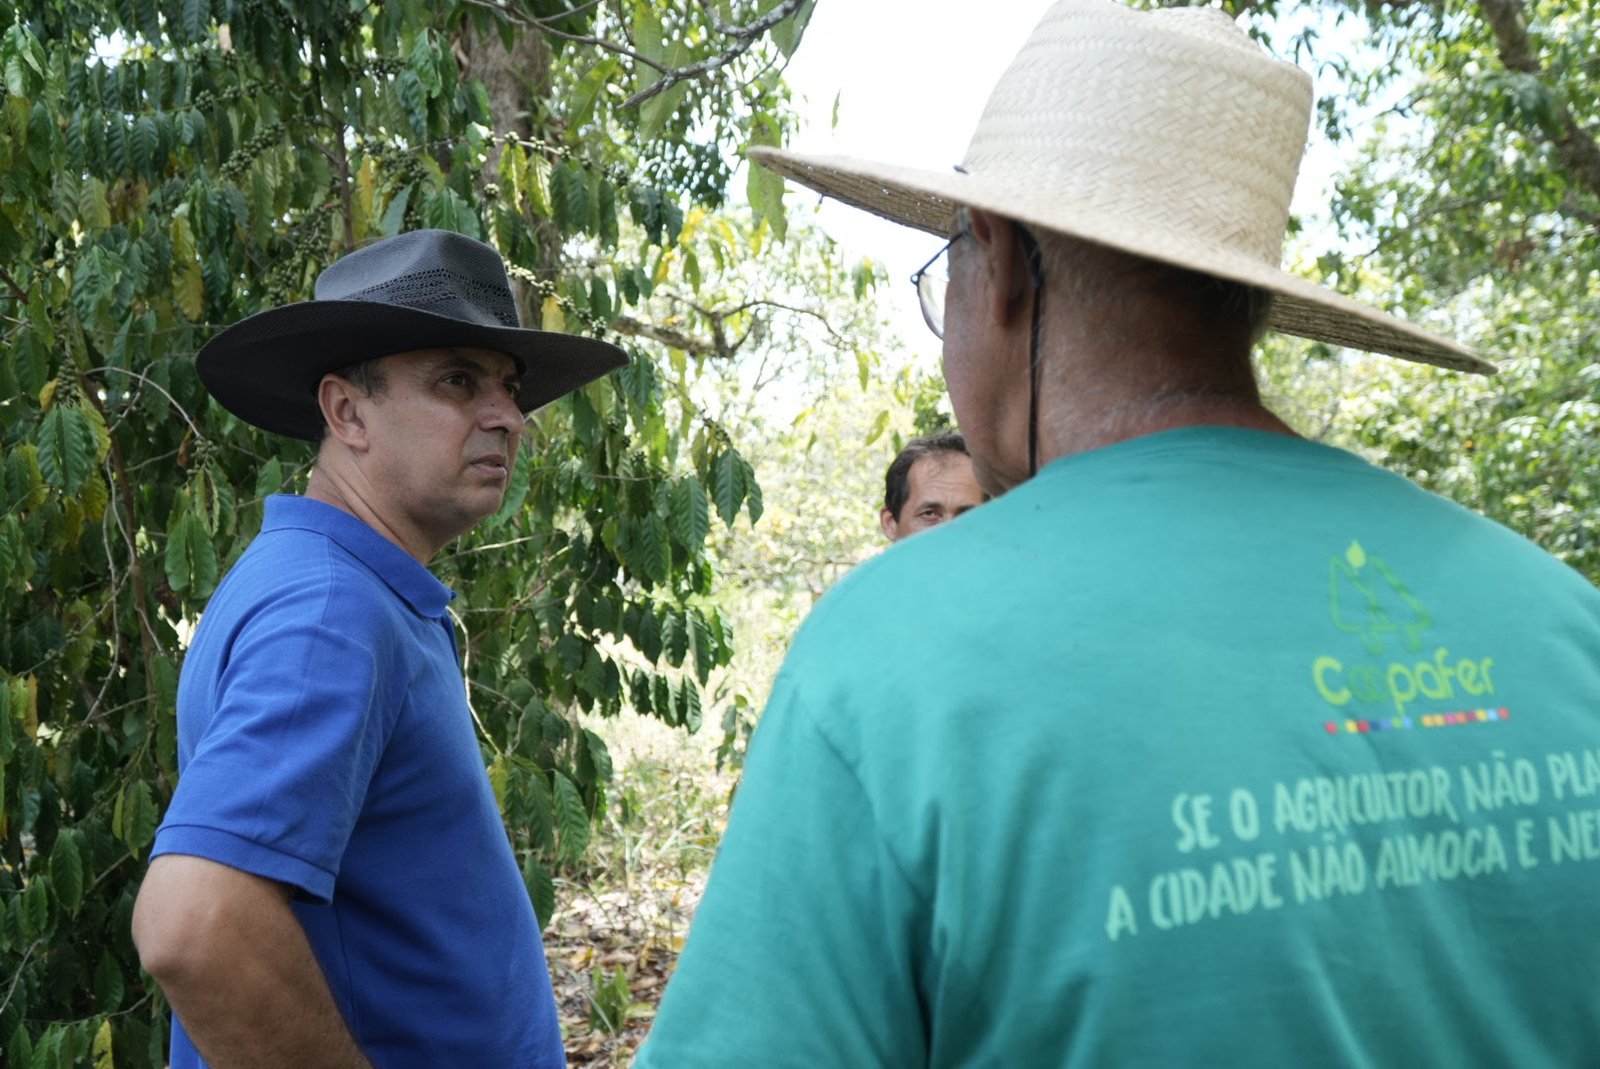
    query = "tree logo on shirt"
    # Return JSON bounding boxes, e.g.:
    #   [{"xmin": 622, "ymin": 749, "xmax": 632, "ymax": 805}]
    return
[
  {"xmin": 1310, "ymin": 541, "xmax": 1498, "ymax": 727},
  {"xmin": 1327, "ymin": 540, "xmax": 1431, "ymax": 655}
]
